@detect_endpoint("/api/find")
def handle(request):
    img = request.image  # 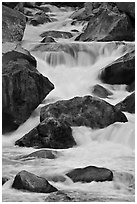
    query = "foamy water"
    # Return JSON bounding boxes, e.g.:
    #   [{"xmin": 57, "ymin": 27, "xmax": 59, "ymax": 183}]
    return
[{"xmin": 2, "ymin": 6, "xmax": 135, "ymax": 202}]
